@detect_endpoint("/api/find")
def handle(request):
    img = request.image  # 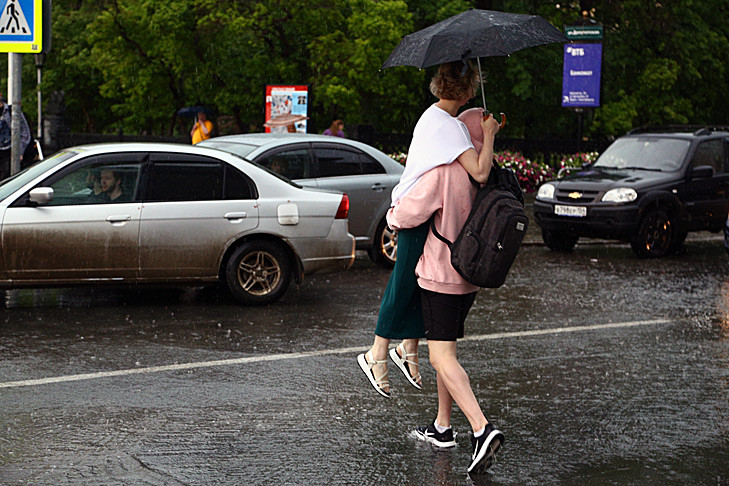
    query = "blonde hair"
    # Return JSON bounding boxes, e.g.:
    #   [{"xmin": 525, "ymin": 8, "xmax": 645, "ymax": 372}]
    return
[{"xmin": 429, "ymin": 61, "xmax": 480, "ymax": 101}]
